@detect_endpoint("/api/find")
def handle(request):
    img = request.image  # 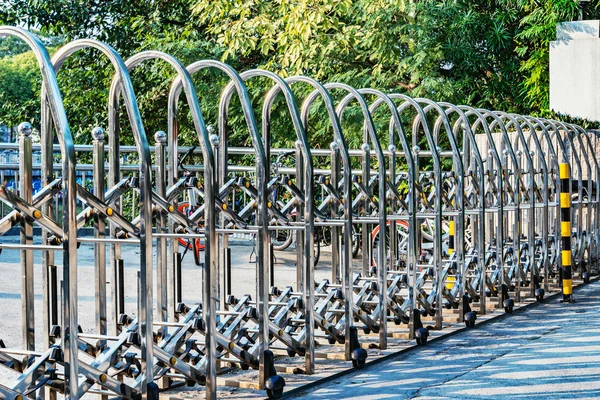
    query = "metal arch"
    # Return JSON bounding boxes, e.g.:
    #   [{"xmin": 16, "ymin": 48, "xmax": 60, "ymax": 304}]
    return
[
  {"xmin": 0, "ymin": 25, "xmax": 80, "ymax": 399},
  {"xmin": 459, "ymin": 106, "xmax": 507, "ymax": 312},
  {"xmin": 285, "ymin": 76, "xmax": 356, "ymax": 361},
  {"xmin": 490, "ymin": 111, "xmax": 537, "ymax": 302},
  {"xmin": 474, "ymin": 109, "xmax": 520, "ymax": 302},
  {"xmin": 251, "ymin": 70, "xmax": 316, "ymax": 375},
  {"xmin": 168, "ymin": 60, "xmax": 269, "ymax": 398},
  {"xmin": 50, "ymin": 39, "xmax": 155, "ymax": 396},
  {"xmin": 358, "ymin": 88, "xmax": 418, "ymax": 348},
  {"xmin": 418, "ymin": 100, "xmax": 467, "ymax": 320},
  {"xmin": 179, "ymin": 62, "xmax": 270, "ymax": 387},
  {"xmin": 522, "ymin": 116, "xmax": 557, "ymax": 293},
  {"xmin": 392, "ymin": 94, "xmax": 443, "ymax": 334},
  {"xmin": 109, "ymin": 50, "xmax": 220, "ymax": 399},
  {"xmin": 361, "ymin": 90, "xmax": 418, "ymax": 293},
  {"xmin": 437, "ymin": 103, "xmax": 487, "ymax": 315},
  {"xmin": 329, "ymin": 84, "xmax": 389, "ymax": 344},
  {"xmin": 513, "ymin": 115, "xmax": 550, "ymax": 297}
]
